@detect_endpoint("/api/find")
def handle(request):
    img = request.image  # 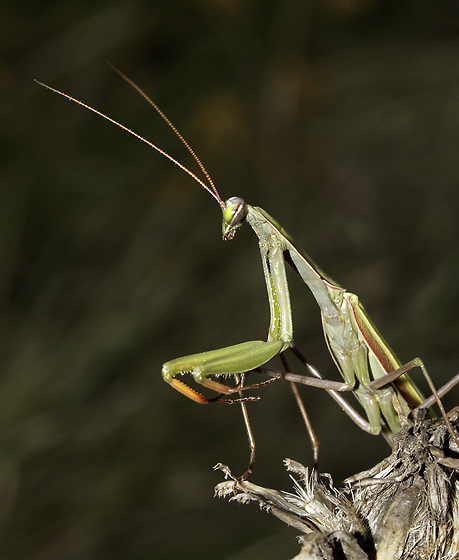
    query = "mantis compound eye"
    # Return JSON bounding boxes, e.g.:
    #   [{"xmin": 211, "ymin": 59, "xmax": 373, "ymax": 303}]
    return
[
  {"xmin": 222, "ymin": 197, "xmax": 247, "ymax": 239},
  {"xmin": 223, "ymin": 197, "xmax": 246, "ymax": 225}
]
